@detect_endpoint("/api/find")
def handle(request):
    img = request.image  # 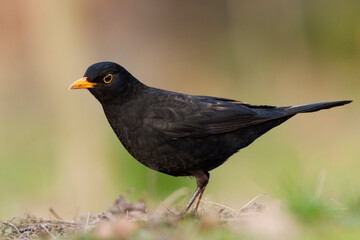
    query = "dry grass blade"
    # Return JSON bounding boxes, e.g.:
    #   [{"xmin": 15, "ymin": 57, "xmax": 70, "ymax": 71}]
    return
[
  {"xmin": 41, "ymin": 224, "xmax": 56, "ymax": 239},
  {"xmin": 240, "ymin": 193, "xmax": 266, "ymax": 211},
  {"xmin": 84, "ymin": 212, "xmax": 90, "ymax": 231},
  {"xmin": 153, "ymin": 187, "xmax": 189, "ymax": 214},
  {"xmin": 201, "ymin": 199, "xmax": 237, "ymax": 214},
  {"xmin": 49, "ymin": 208, "xmax": 63, "ymax": 220},
  {"xmin": 2, "ymin": 221, "xmax": 25, "ymax": 238}
]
